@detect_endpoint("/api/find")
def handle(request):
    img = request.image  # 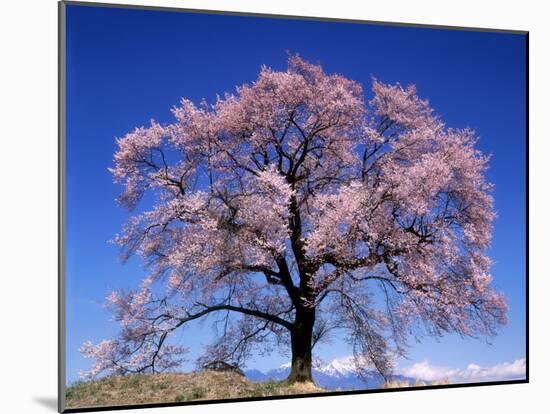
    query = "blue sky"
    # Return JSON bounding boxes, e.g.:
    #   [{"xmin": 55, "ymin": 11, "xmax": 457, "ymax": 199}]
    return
[{"xmin": 64, "ymin": 4, "xmax": 526, "ymax": 384}]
